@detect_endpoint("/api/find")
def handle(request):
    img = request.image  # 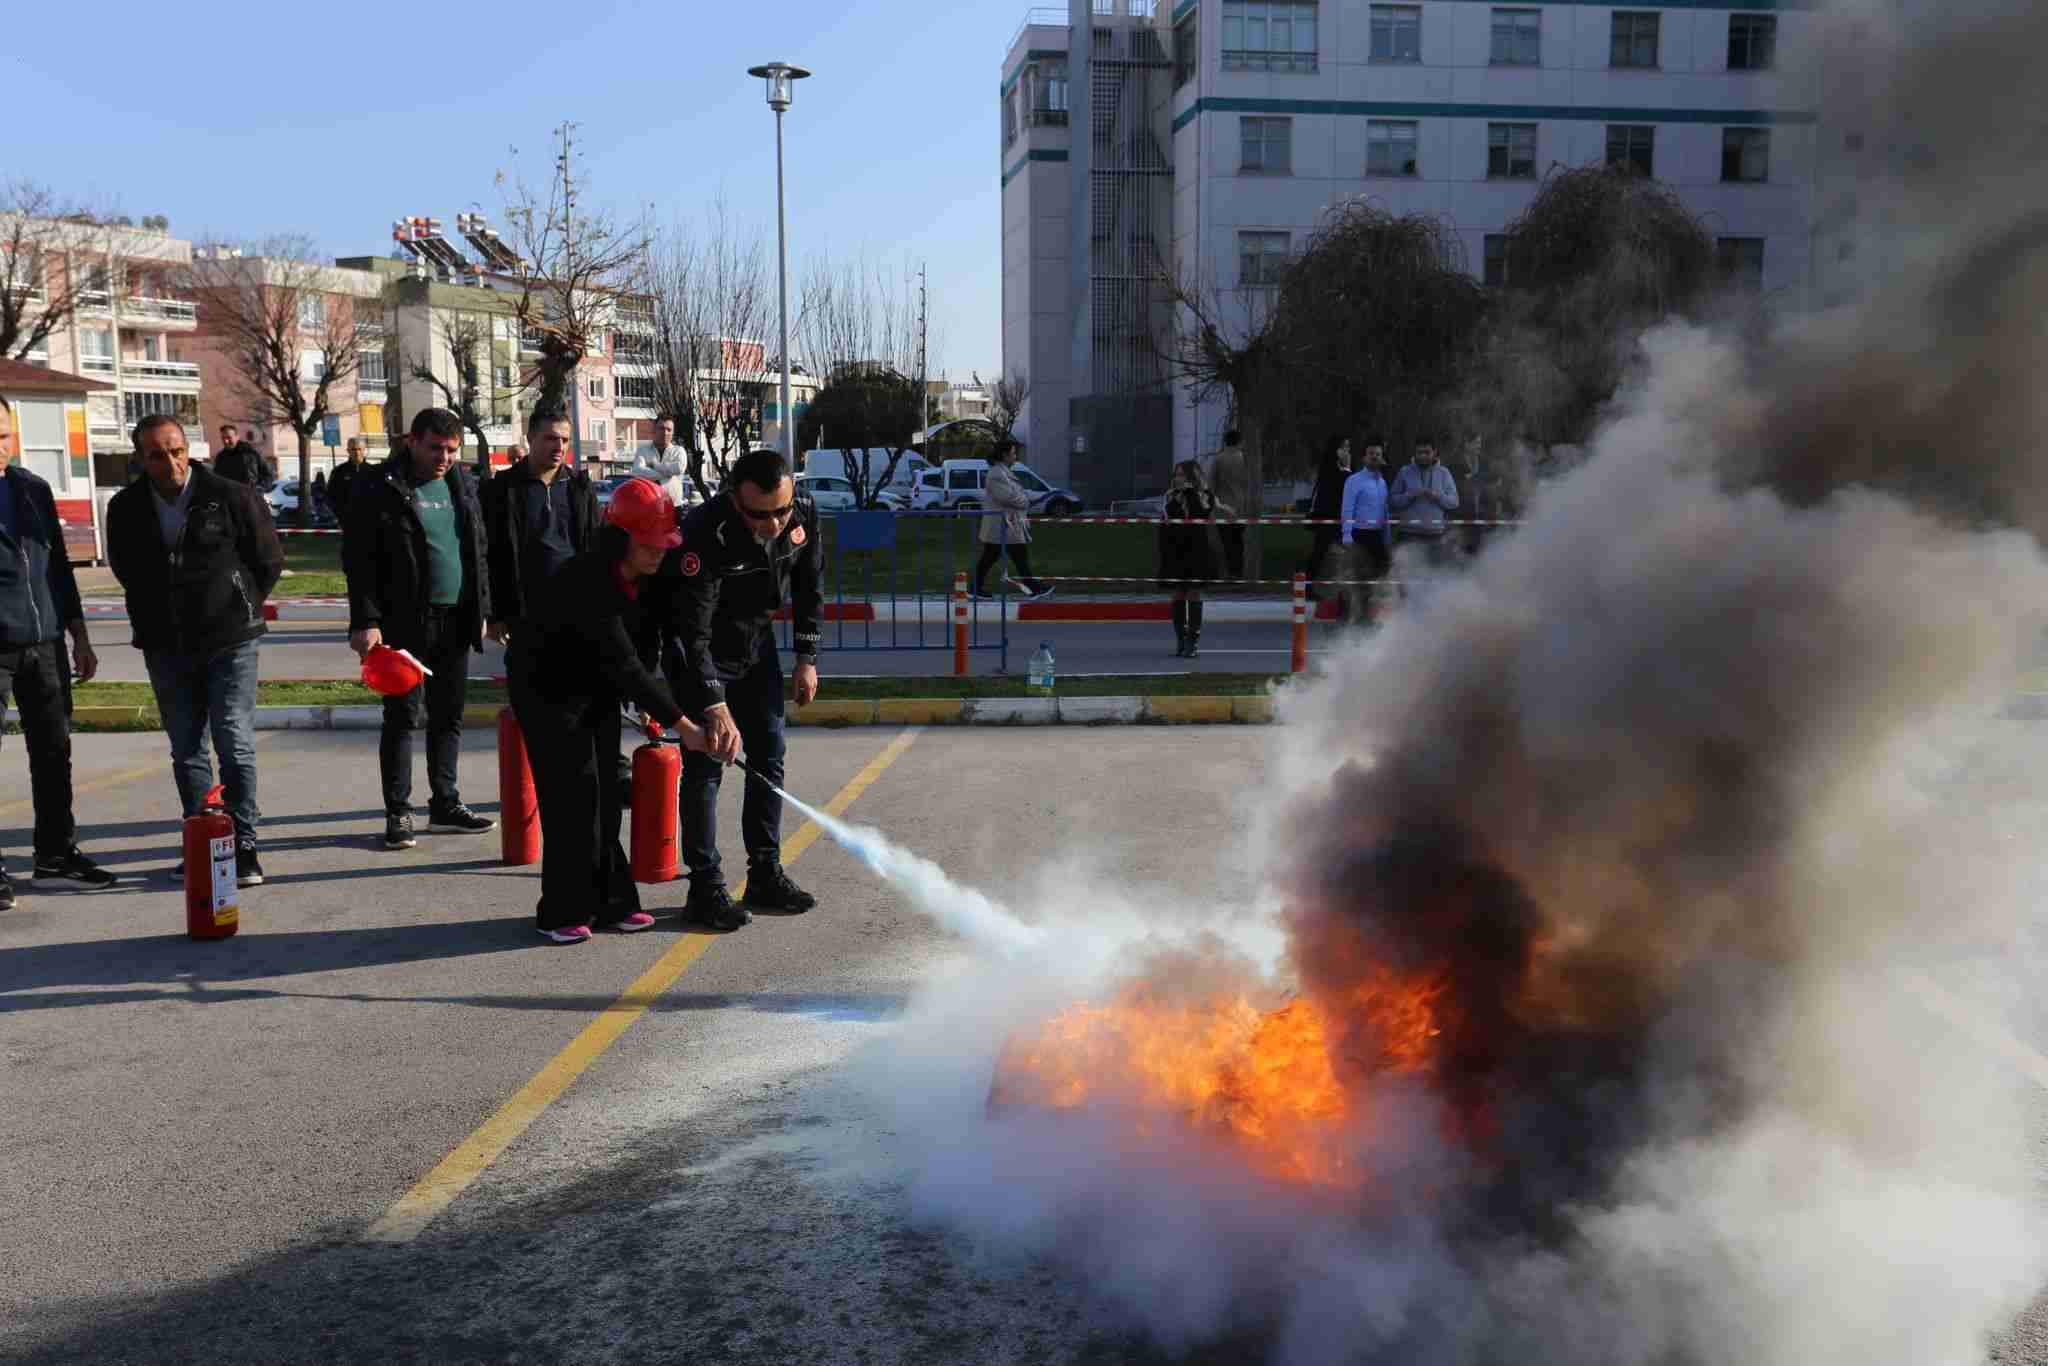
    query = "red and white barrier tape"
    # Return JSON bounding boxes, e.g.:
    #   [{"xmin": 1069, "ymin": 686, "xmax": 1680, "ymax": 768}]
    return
[
  {"xmin": 1030, "ymin": 515, "xmax": 1520, "ymax": 528},
  {"xmin": 1030, "ymin": 575, "xmax": 1406, "ymax": 587}
]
